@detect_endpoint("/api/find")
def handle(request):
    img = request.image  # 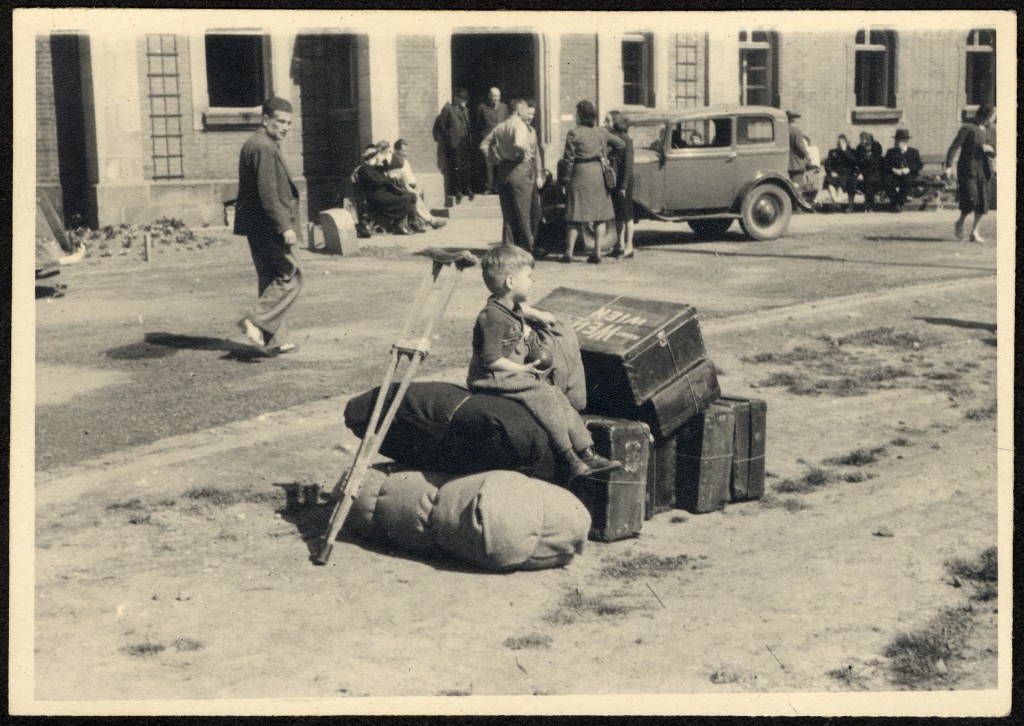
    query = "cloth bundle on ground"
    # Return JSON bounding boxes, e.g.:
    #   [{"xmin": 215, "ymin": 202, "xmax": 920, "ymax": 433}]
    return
[
  {"xmin": 343, "ymin": 315, "xmax": 587, "ymax": 483},
  {"xmin": 348, "ymin": 467, "xmax": 591, "ymax": 571}
]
